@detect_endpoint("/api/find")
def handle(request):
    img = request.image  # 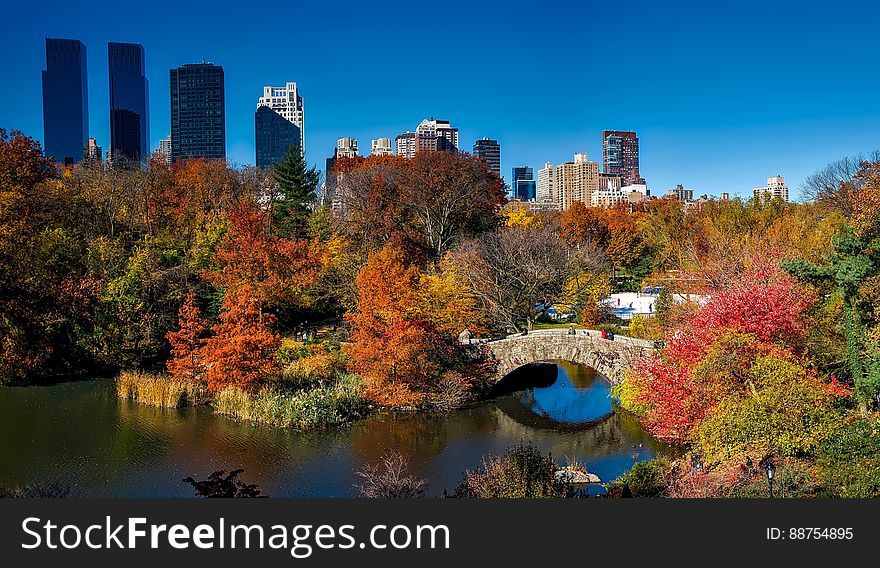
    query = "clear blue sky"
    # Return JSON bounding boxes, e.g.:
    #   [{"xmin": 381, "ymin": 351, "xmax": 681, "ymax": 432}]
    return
[{"xmin": 2, "ymin": 0, "xmax": 879, "ymax": 198}]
